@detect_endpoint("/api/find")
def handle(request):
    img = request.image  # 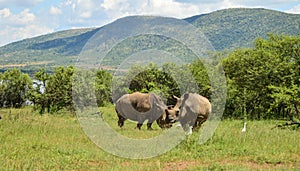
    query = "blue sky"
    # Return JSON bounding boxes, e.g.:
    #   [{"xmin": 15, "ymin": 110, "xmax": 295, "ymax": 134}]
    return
[{"xmin": 0, "ymin": 0, "xmax": 299, "ymax": 46}]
